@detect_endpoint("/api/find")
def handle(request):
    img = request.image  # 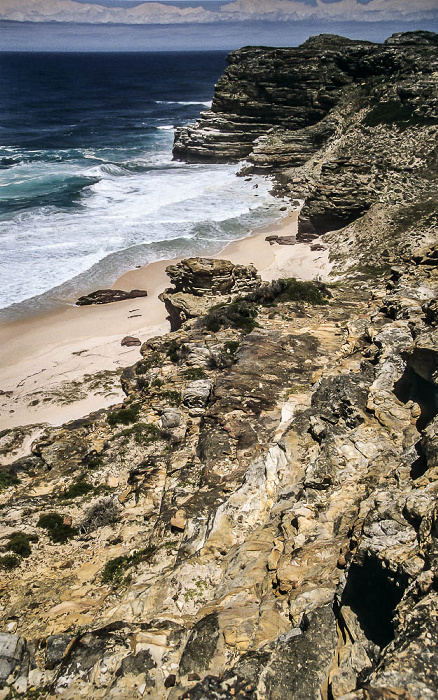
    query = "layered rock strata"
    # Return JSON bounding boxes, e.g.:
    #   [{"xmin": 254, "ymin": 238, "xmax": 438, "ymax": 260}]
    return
[
  {"xmin": 174, "ymin": 31, "xmax": 438, "ymax": 238},
  {"xmin": 159, "ymin": 258, "xmax": 261, "ymax": 331}
]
